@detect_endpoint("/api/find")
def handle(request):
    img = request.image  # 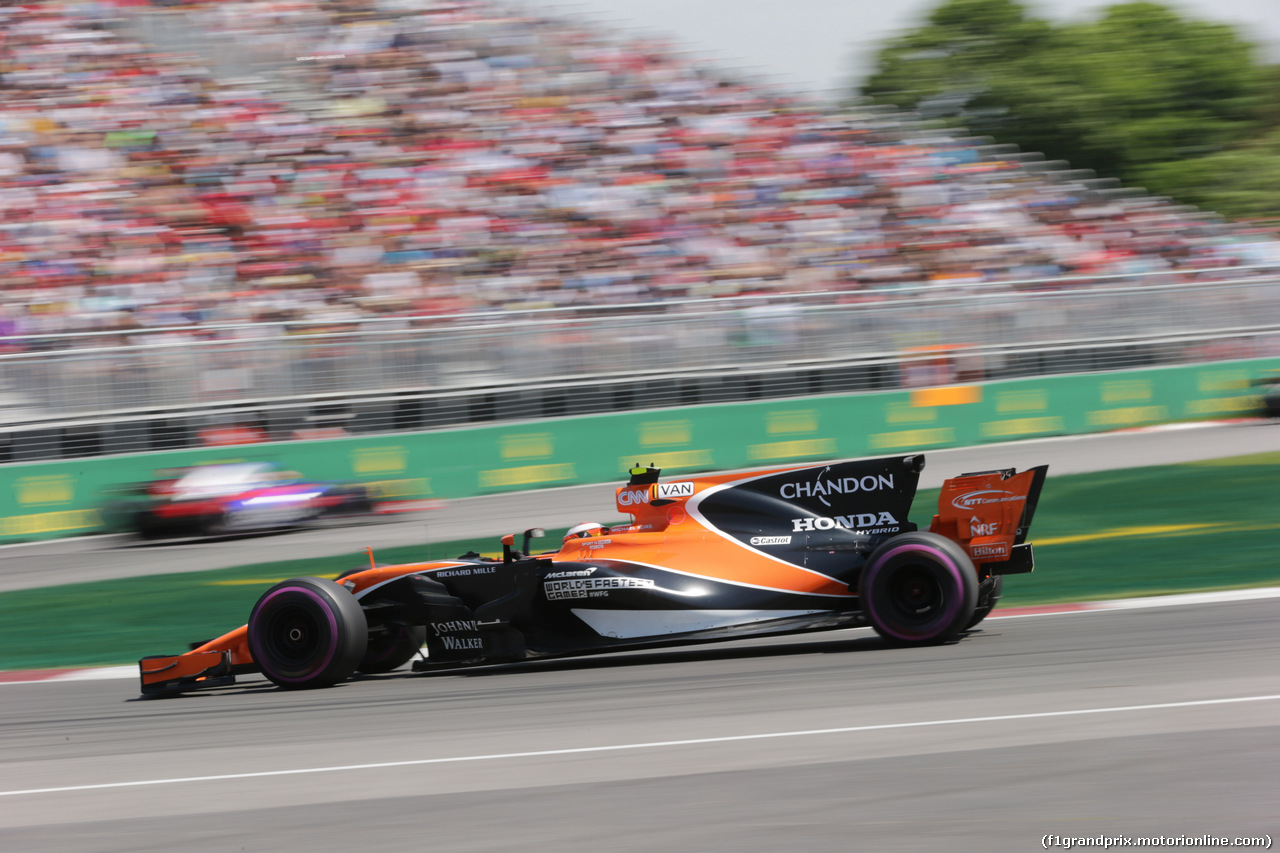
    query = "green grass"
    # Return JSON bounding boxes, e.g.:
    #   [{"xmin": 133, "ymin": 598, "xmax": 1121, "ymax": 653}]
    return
[
  {"xmin": 976, "ymin": 450, "xmax": 1280, "ymax": 605},
  {"xmin": 0, "ymin": 534, "xmax": 534, "ymax": 672},
  {"xmin": 4, "ymin": 454, "xmax": 1280, "ymax": 671}
]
